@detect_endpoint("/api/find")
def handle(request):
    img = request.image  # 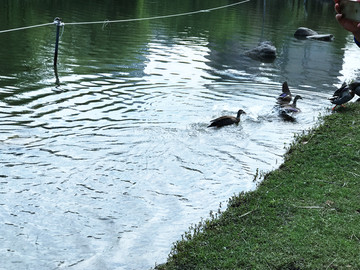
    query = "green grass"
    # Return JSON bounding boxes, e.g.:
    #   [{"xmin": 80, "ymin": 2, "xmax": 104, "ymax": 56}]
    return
[{"xmin": 156, "ymin": 103, "xmax": 360, "ymax": 269}]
